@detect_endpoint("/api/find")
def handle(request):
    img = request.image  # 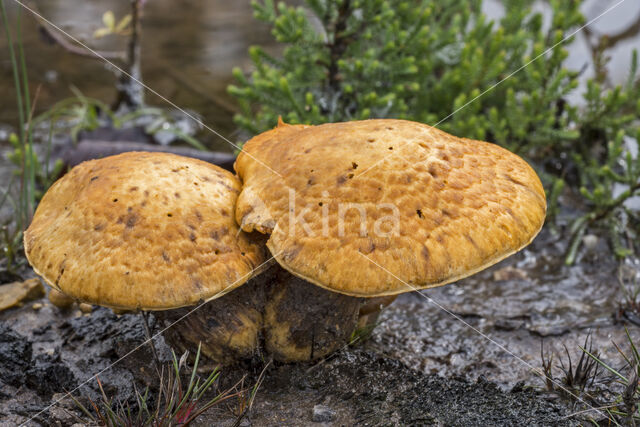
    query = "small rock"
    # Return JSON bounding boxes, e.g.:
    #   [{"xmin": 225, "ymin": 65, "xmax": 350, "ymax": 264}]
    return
[
  {"xmin": 48, "ymin": 287, "xmax": 75, "ymax": 310},
  {"xmin": 582, "ymin": 234, "xmax": 599, "ymax": 252},
  {"xmin": 493, "ymin": 318, "xmax": 524, "ymax": 331},
  {"xmin": 0, "ymin": 278, "xmax": 45, "ymax": 311},
  {"xmin": 528, "ymin": 324, "xmax": 571, "ymax": 337},
  {"xmin": 51, "ymin": 392, "xmax": 75, "ymax": 409},
  {"xmin": 44, "ymin": 69, "xmax": 58, "ymax": 83},
  {"xmin": 492, "ymin": 266, "xmax": 528, "ymax": 281},
  {"xmin": 312, "ymin": 404, "xmax": 335, "ymax": 423},
  {"xmin": 78, "ymin": 303, "xmax": 93, "ymax": 313},
  {"xmin": 48, "ymin": 406, "xmax": 78, "ymax": 425},
  {"xmin": 32, "ymin": 302, "xmax": 43, "ymax": 311}
]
